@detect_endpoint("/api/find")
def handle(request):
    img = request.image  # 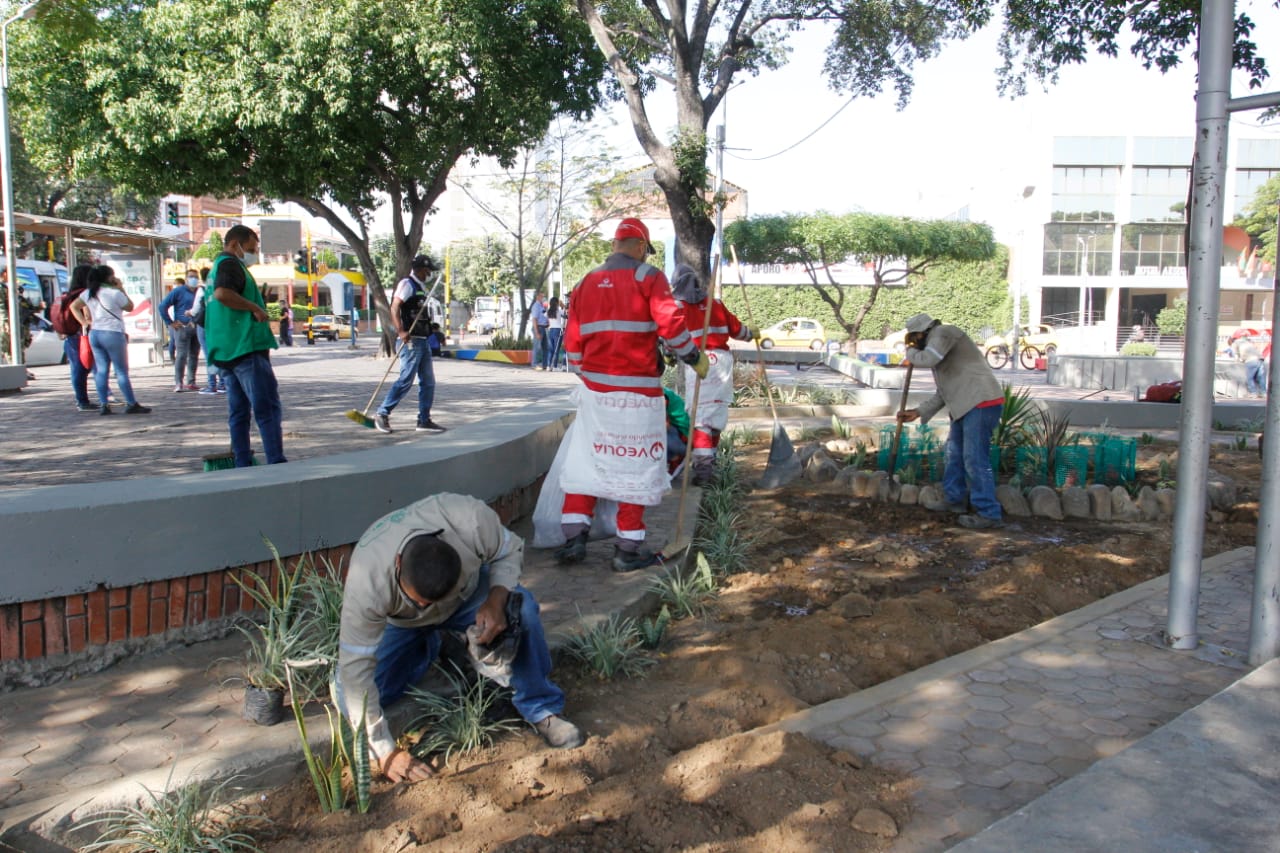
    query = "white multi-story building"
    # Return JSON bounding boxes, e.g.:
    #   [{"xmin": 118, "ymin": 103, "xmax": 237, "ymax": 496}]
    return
[{"xmin": 1021, "ymin": 135, "xmax": 1280, "ymax": 351}]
